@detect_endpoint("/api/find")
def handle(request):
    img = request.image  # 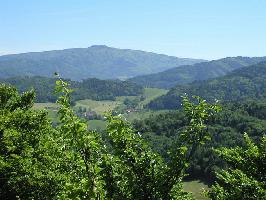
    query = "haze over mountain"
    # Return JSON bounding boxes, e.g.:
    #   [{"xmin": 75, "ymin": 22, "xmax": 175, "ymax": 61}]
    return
[
  {"xmin": 0, "ymin": 45, "xmax": 205, "ymax": 81},
  {"xmin": 129, "ymin": 56, "xmax": 266, "ymax": 88},
  {"xmin": 148, "ymin": 61, "xmax": 266, "ymax": 110}
]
